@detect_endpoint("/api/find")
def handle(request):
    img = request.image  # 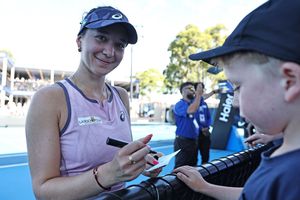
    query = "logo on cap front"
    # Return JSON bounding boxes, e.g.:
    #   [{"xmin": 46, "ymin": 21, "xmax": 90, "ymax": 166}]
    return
[{"xmin": 112, "ymin": 13, "xmax": 123, "ymax": 20}]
